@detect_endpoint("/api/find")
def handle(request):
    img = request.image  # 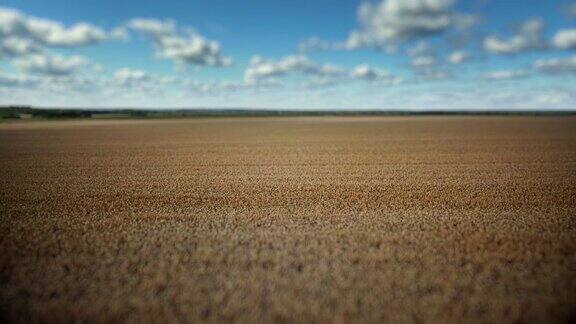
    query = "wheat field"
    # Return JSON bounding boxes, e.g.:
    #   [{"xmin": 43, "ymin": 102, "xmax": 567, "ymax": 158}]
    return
[{"xmin": 1, "ymin": 116, "xmax": 575, "ymax": 323}]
